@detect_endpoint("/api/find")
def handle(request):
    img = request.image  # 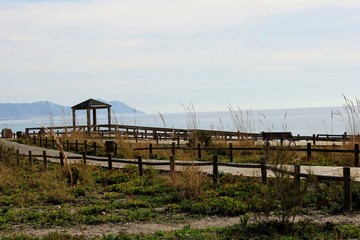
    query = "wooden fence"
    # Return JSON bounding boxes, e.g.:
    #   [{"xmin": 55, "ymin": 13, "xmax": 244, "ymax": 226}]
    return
[
  {"xmin": 25, "ymin": 135, "xmax": 360, "ymax": 167},
  {"xmin": 13, "ymin": 149, "xmax": 354, "ymax": 211},
  {"xmin": 21, "ymin": 124, "xmax": 356, "ymax": 145}
]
